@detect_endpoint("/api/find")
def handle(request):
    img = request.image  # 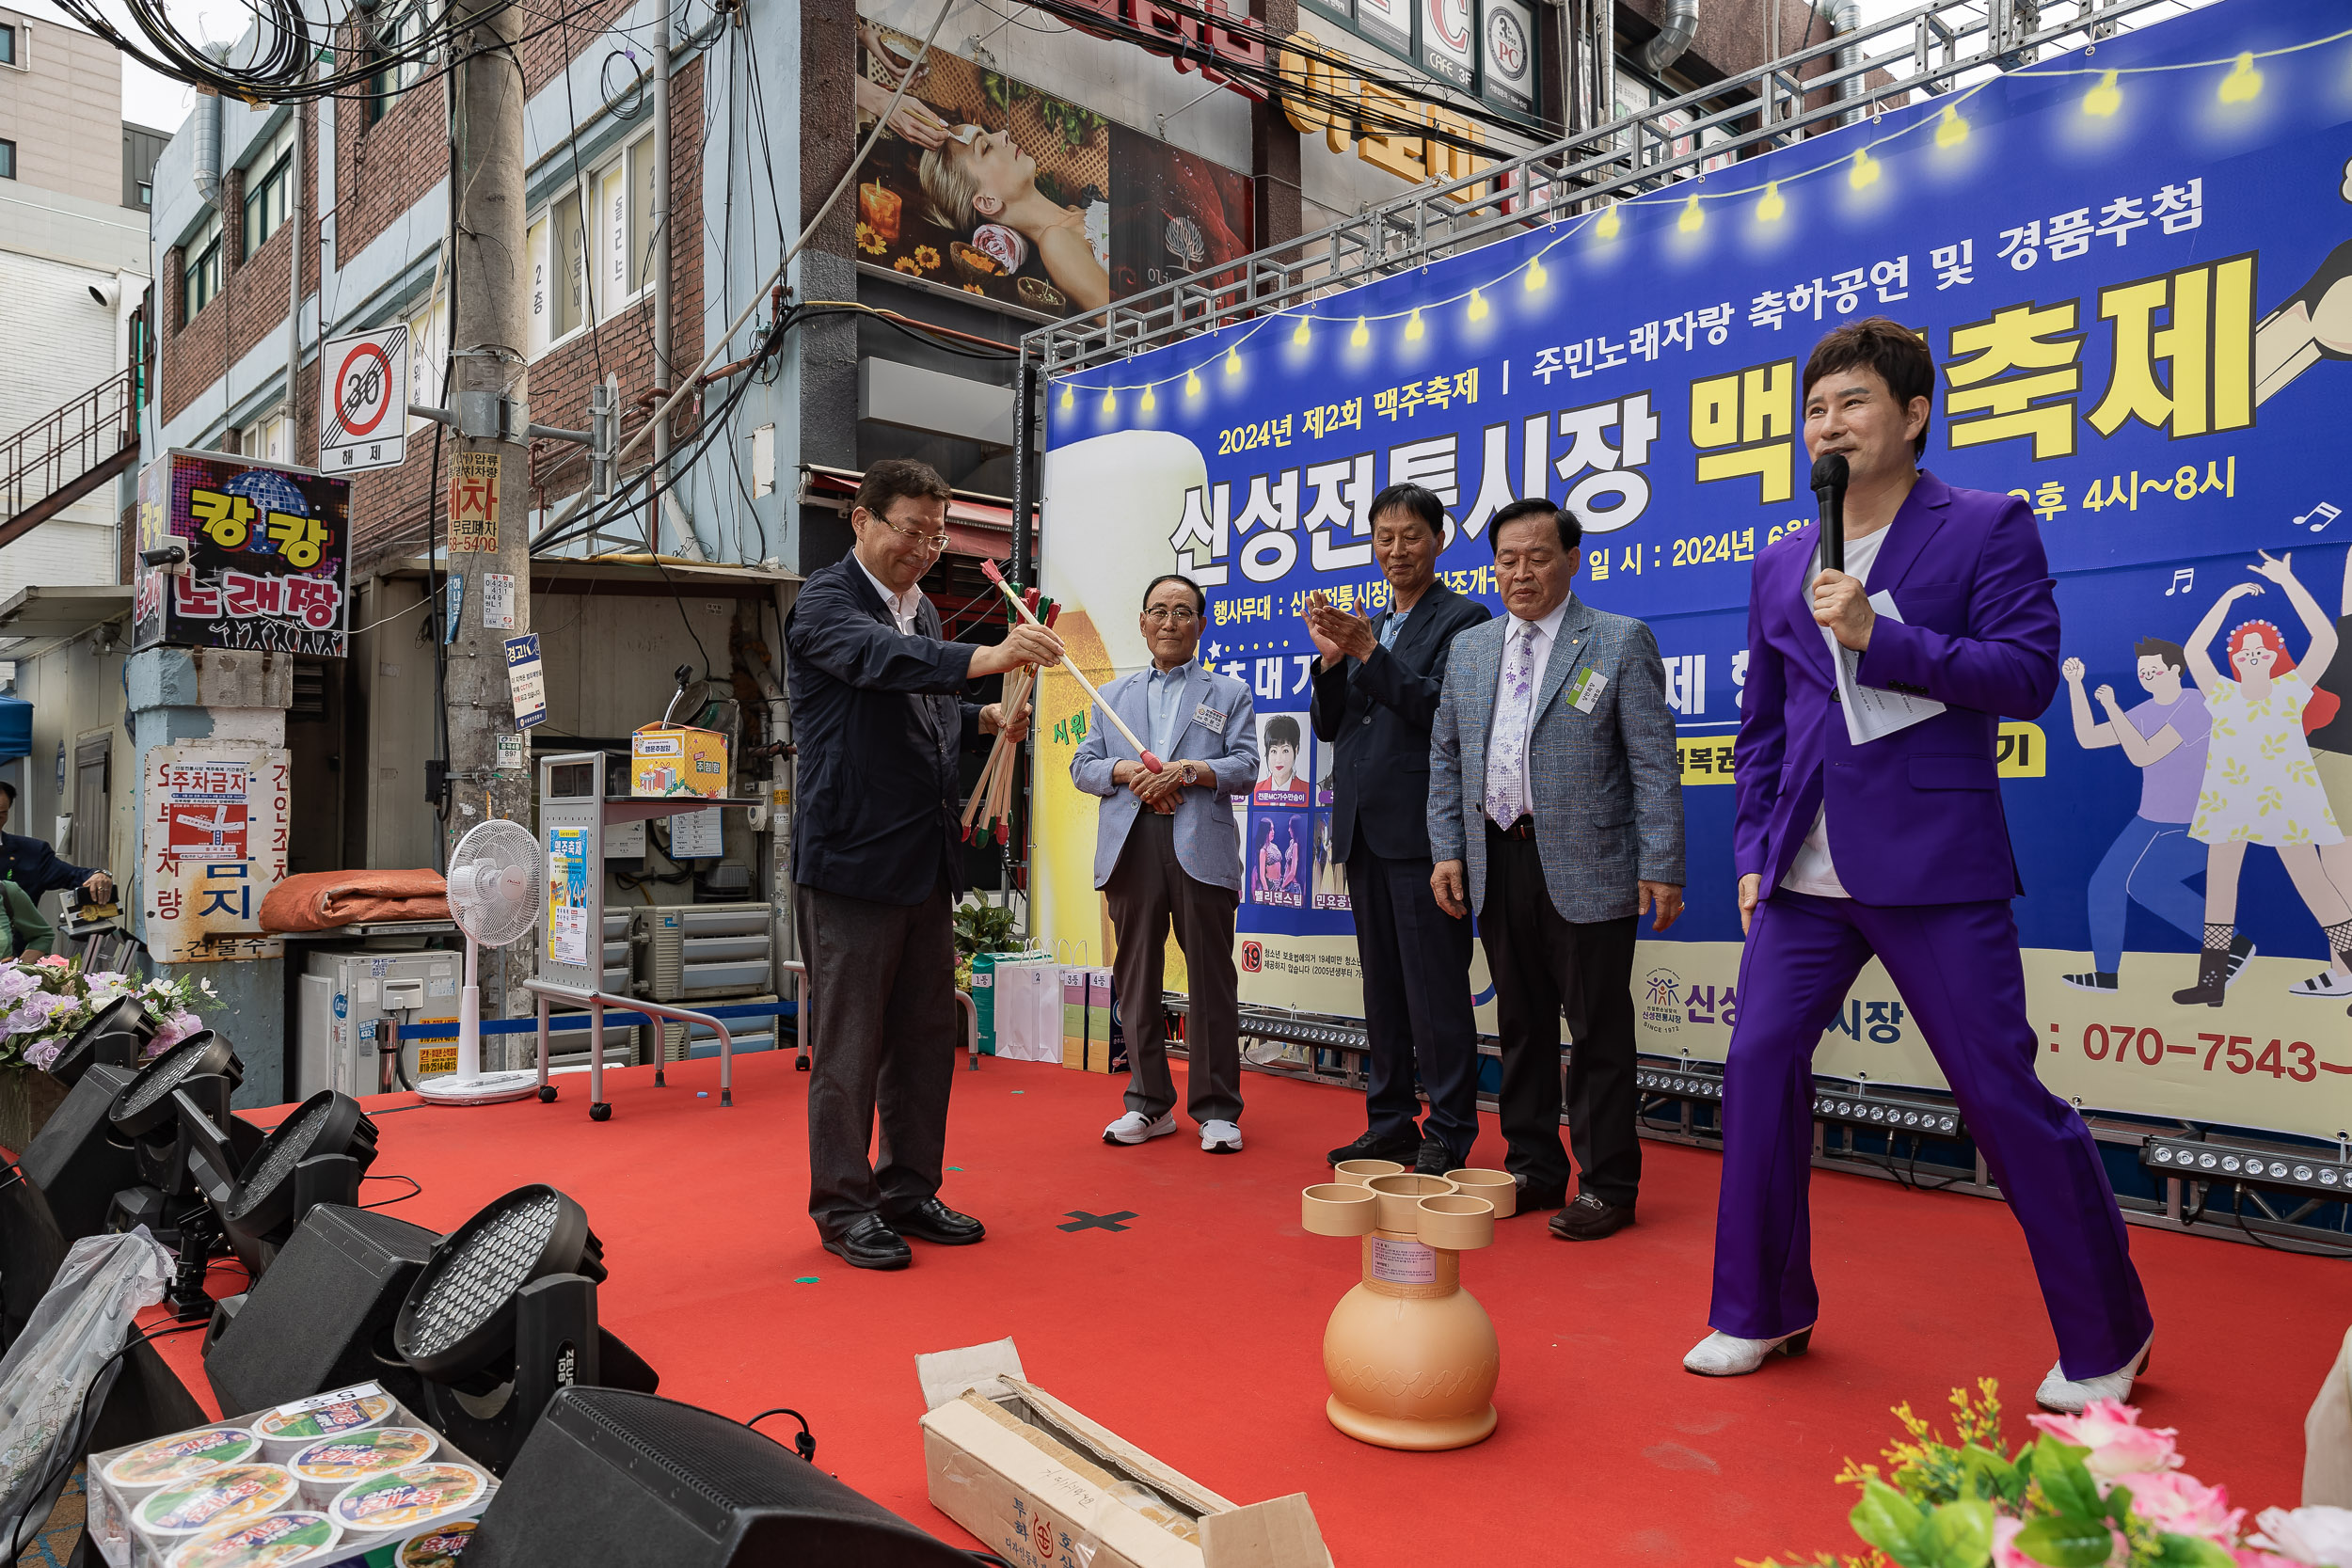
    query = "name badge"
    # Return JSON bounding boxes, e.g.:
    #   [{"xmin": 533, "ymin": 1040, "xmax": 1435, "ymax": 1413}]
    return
[
  {"xmin": 1191, "ymin": 704, "xmax": 1228, "ymax": 734},
  {"xmin": 1567, "ymin": 668, "xmax": 1608, "ymax": 714}
]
